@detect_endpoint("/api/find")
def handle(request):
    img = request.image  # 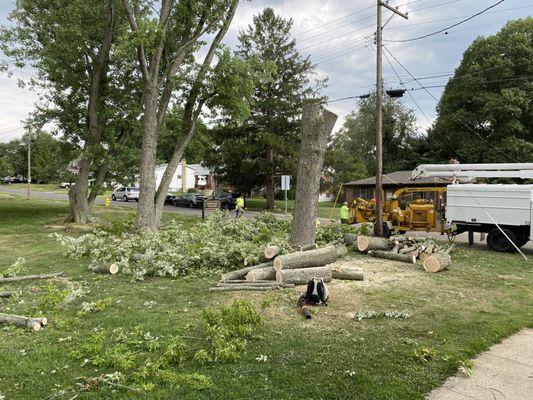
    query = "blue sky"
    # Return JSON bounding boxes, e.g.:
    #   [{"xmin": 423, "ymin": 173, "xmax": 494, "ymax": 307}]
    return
[{"xmin": 0, "ymin": 0, "xmax": 531, "ymax": 142}]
